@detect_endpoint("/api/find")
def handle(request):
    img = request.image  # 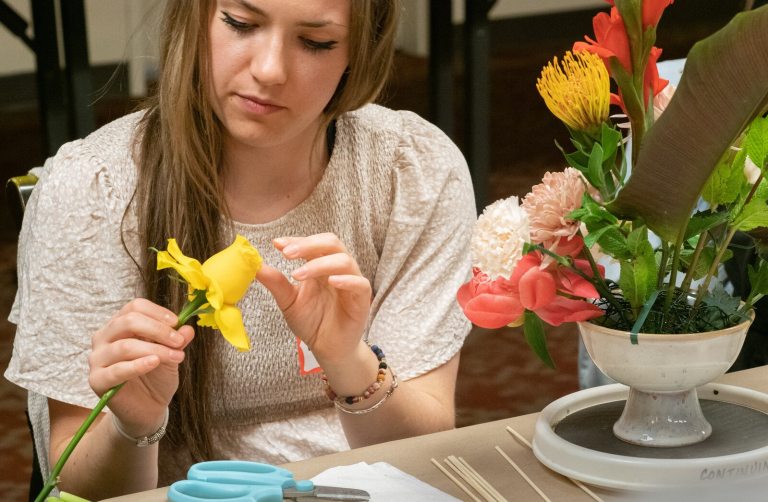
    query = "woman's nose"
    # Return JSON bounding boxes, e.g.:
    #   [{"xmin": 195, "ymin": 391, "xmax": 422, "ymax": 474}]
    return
[{"xmin": 250, "ymin": 35, "xmax": 288, "ymax": 86}]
